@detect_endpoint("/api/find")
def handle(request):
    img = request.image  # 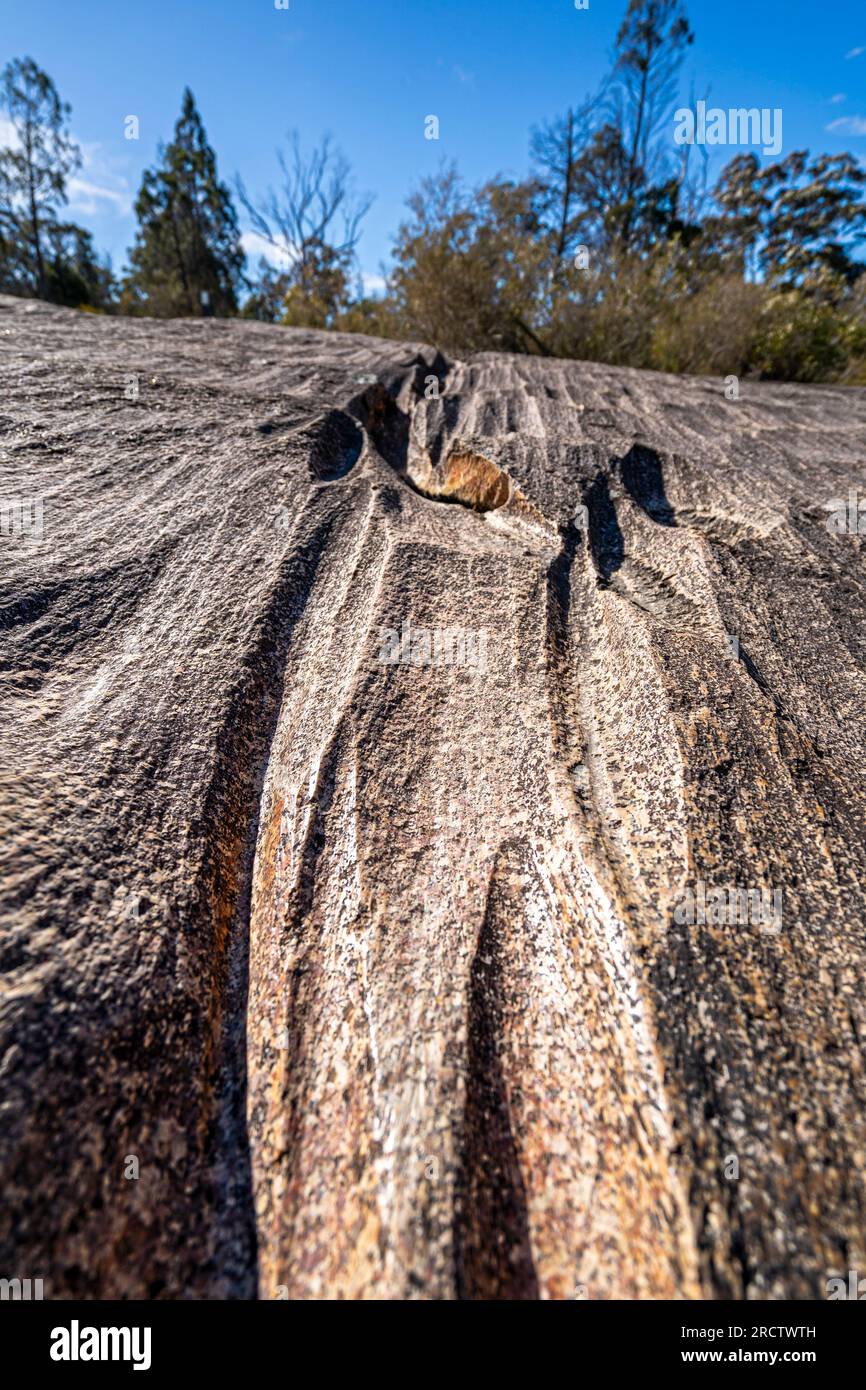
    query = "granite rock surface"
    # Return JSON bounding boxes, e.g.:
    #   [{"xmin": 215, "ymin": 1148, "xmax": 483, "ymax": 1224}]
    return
[{"xmin": 2, "ymin": 295, "xmax": 866, "ymax": 1299}]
